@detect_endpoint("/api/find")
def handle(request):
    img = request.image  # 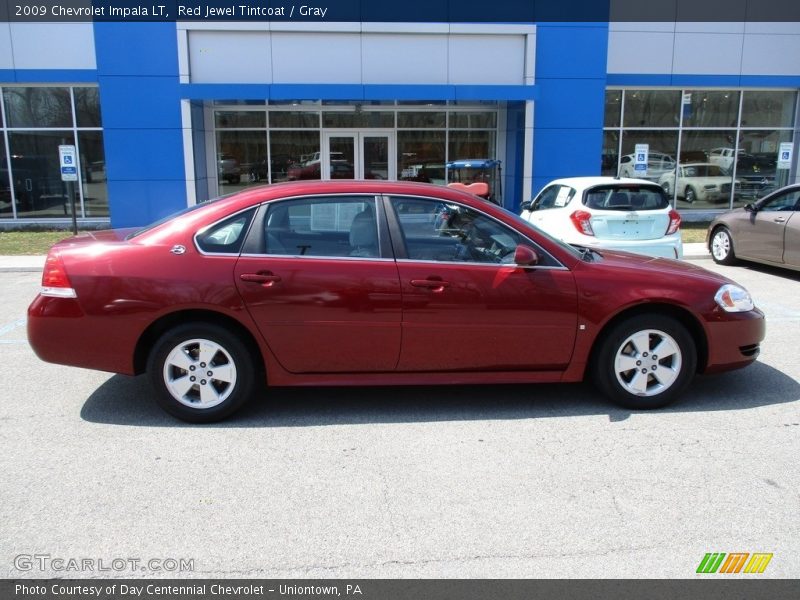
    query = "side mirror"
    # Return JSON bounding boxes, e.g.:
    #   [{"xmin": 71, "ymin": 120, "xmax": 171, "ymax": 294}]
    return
[
  {"xmin": 514, "ymin": 244, "xmax": 539, "ymax": 266},
  {"xmin": 520, "ymin": 201, "xmax": 532, "ymax": 212},
  {"xmin": 744, "ymin": 203, "xmax": 757, "ymax": 213}
]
